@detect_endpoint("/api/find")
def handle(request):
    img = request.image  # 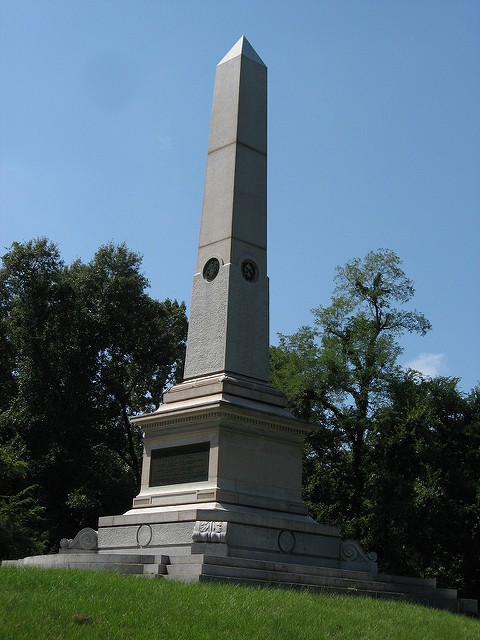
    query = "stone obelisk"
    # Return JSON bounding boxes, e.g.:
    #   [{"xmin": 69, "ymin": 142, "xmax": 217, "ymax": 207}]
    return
[
  {"xmin": 184, "ymin": 36, "xmax": 268, "ymax": 383},
  {"xmin": 97, "ymin": 37, "xmax": 343, "ymax": 567}
]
